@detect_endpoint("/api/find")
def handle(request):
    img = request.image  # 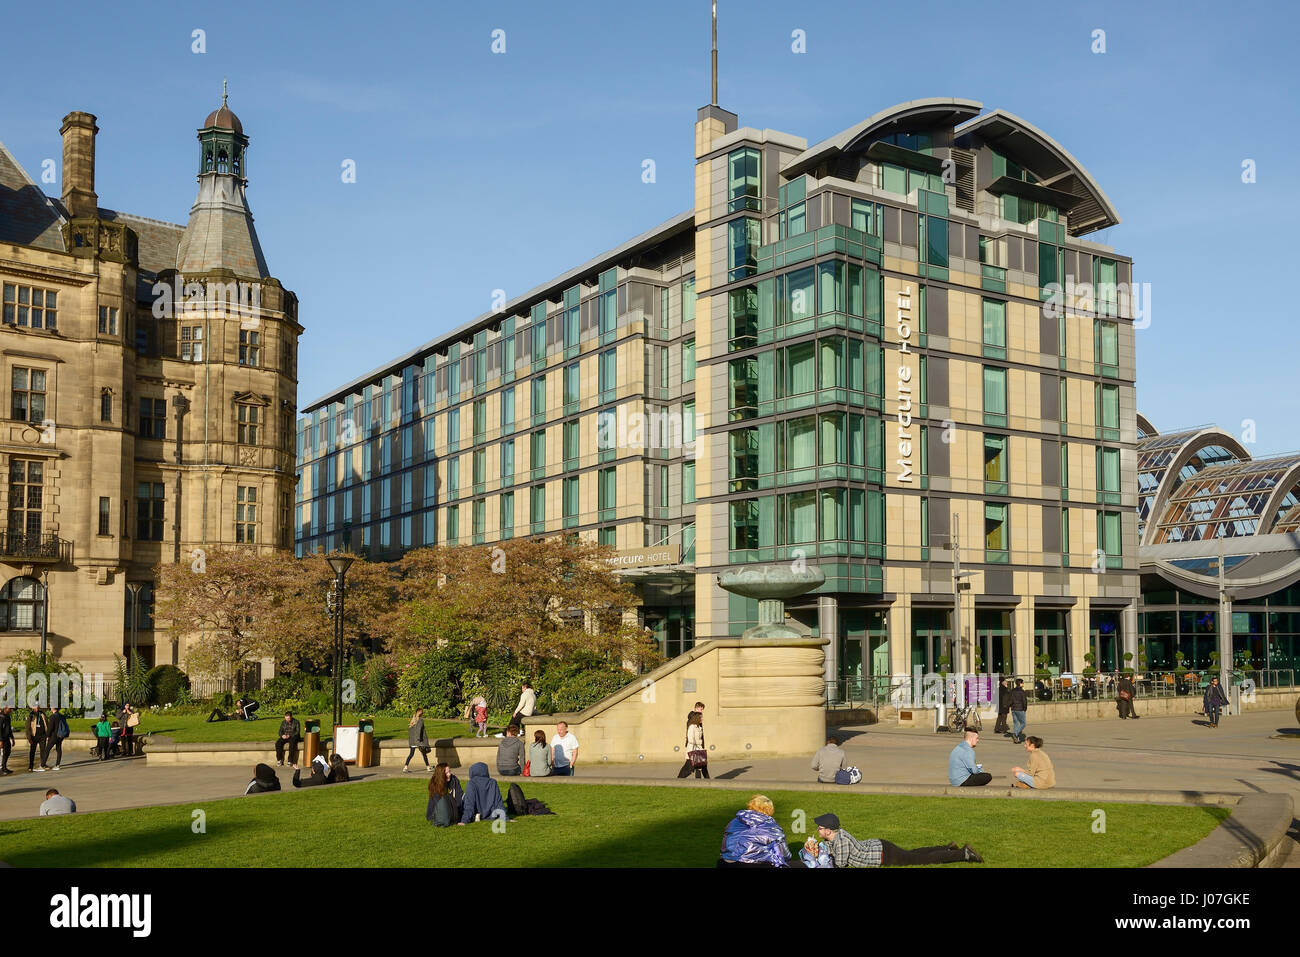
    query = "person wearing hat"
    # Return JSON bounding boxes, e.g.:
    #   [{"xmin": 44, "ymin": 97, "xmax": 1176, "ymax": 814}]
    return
[
  {"xmin": 803, "ymin": 812, "xmax": 984, "ymax": 867},
  {"xmin": 243, "ymin": 763, "xmax": 281, "ymax": 795}
]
